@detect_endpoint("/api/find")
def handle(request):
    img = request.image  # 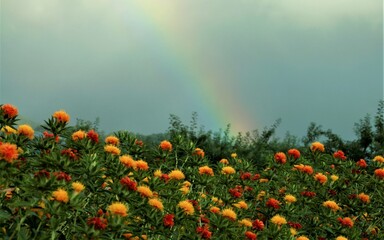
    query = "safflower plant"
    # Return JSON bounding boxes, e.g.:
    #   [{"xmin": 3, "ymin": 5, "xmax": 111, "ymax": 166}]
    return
[{"xmin": 0, "ymin": 103, "xmax": 384, "ymax": 239}]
